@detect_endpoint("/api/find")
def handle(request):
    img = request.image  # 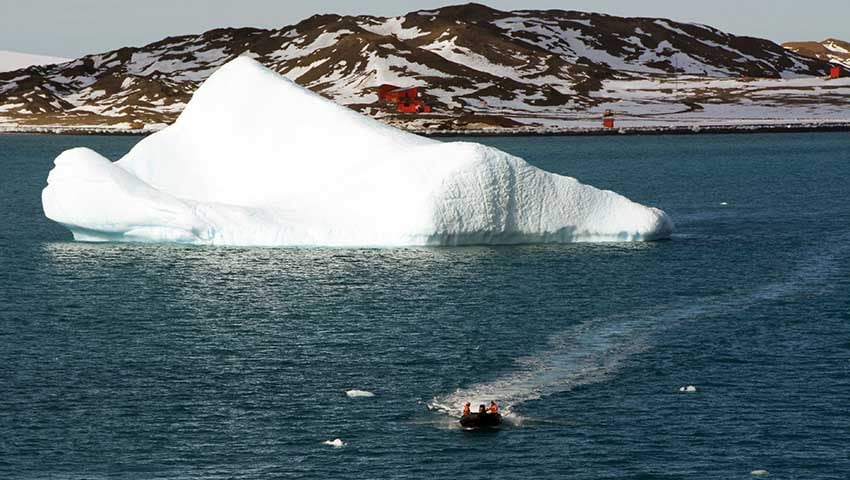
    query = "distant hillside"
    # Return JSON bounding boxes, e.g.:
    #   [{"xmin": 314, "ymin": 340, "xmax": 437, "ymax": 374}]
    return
[
  {"xmin": 1, "ymin": 3, "xmax": 847, "ymax": 133},
  {"xmin": 0, "ymin": 50, "xmax": 69, "ymax": 73},
  {"xmin": 783, "ymin": 39, "xmax": 850, "ymax": 68}
]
